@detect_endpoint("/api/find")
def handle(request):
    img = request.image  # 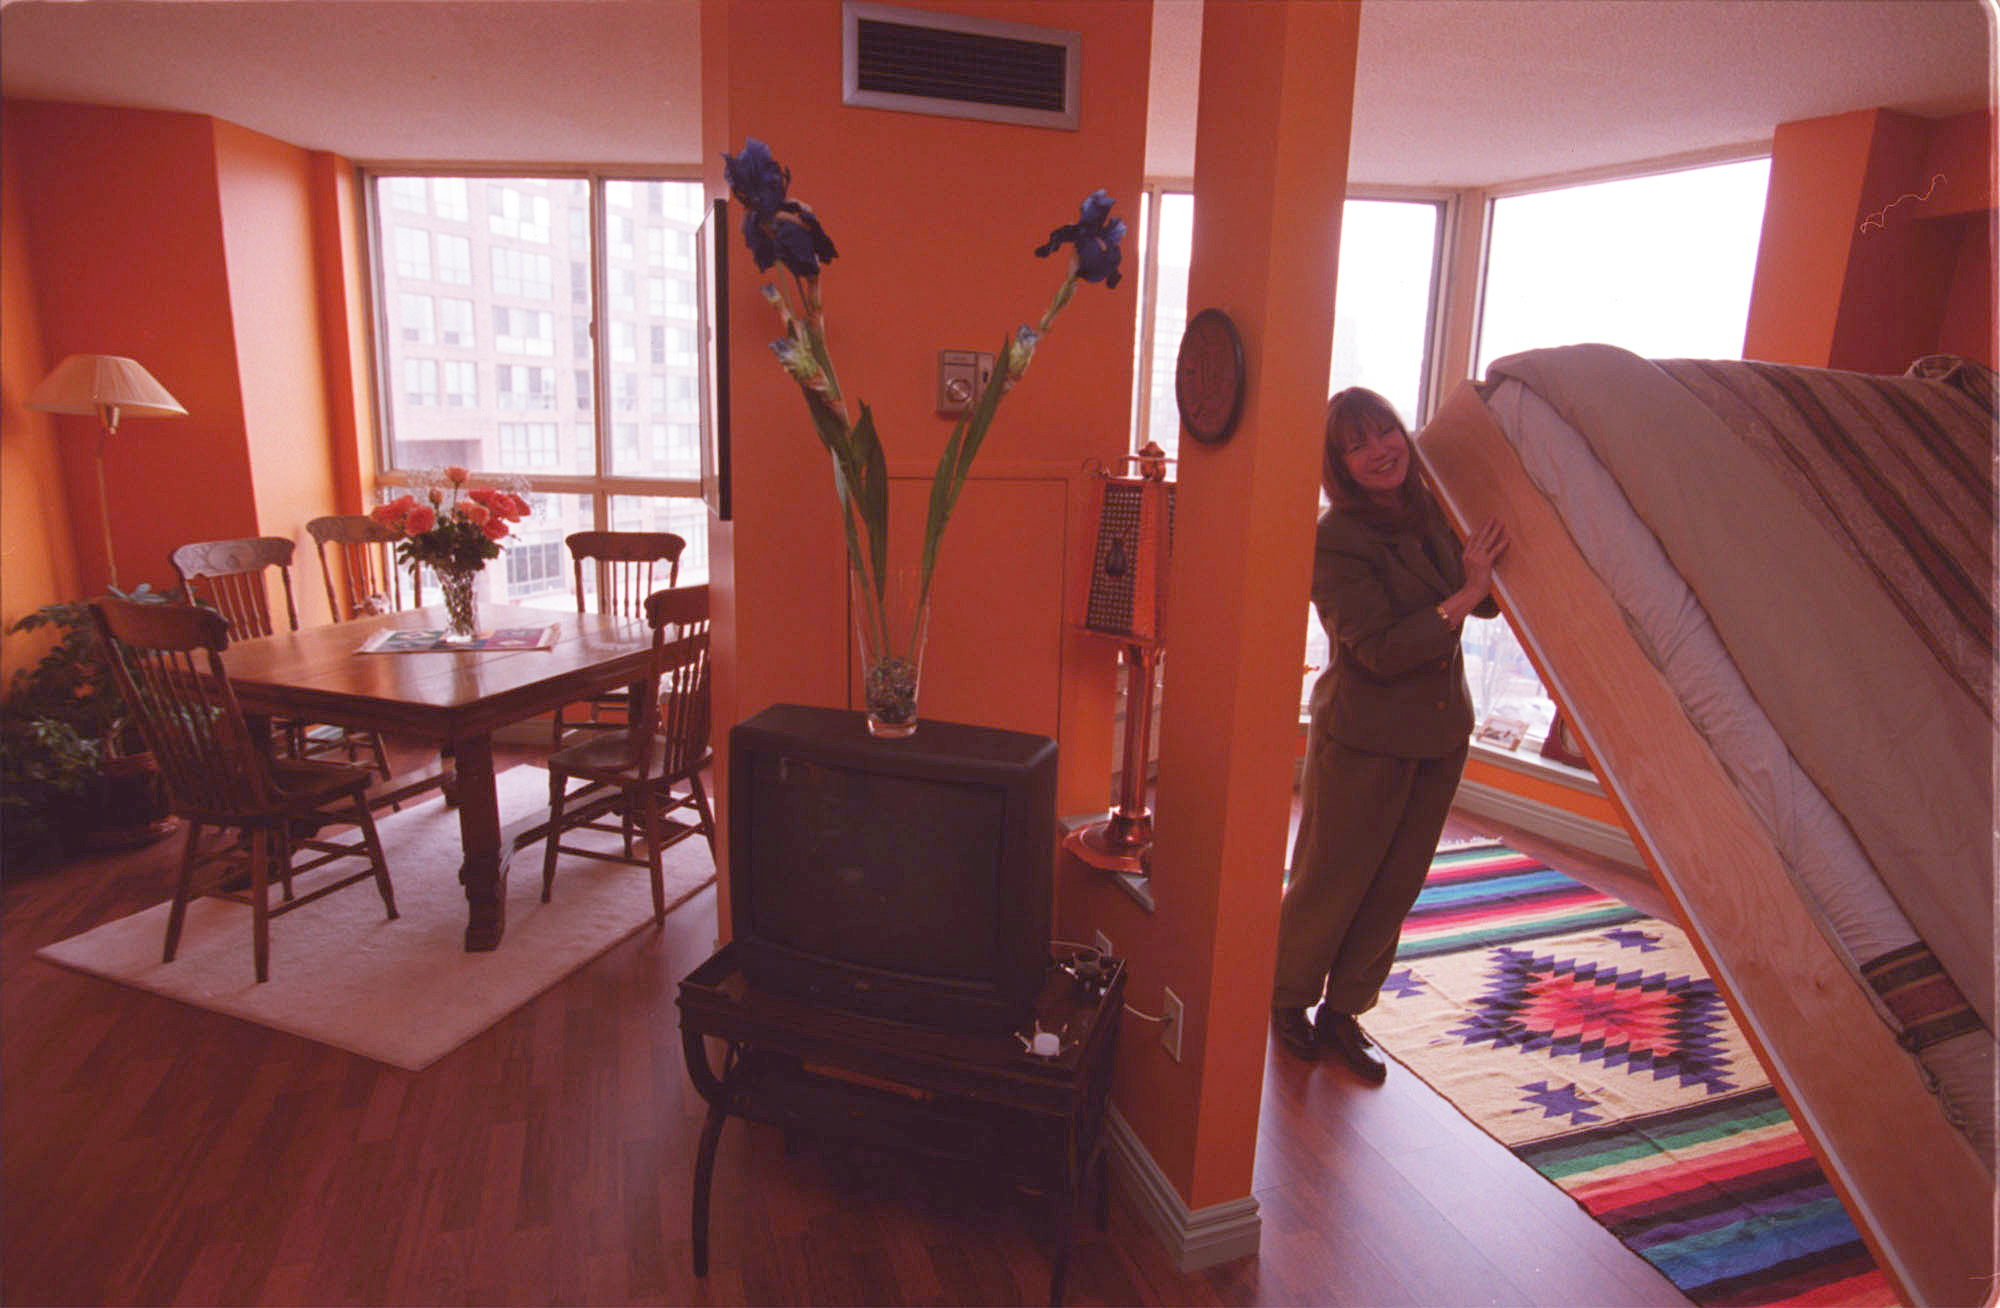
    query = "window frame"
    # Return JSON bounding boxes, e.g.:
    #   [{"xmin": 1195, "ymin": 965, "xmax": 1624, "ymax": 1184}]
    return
[{"xmin": 357, "ymin": 163, "xmax": 709, "ymax": 530}]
